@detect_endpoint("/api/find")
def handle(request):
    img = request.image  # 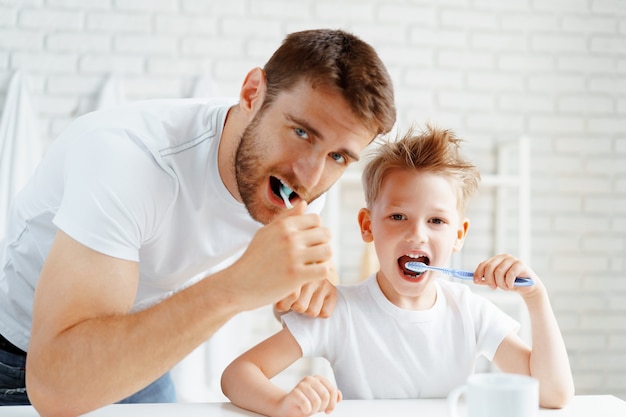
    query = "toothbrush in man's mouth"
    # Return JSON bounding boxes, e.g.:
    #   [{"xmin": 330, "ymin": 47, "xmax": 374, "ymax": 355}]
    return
[{"xmin": 278, "ymin": 182, "xmax": 293, "ymax": 209}]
